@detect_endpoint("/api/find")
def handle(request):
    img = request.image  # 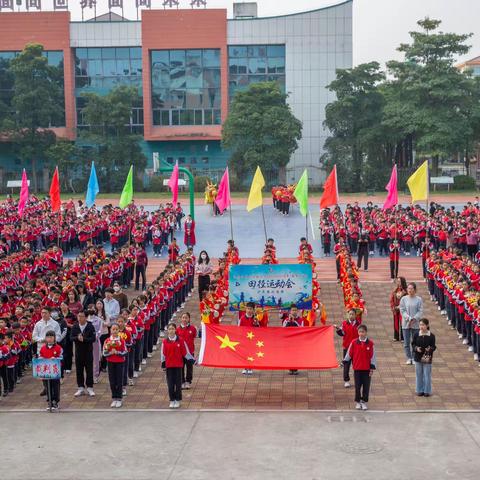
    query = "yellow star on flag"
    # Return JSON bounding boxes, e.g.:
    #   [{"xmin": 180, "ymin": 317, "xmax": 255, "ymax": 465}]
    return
[
  {"xmin": 256, "ymin": 341, "xmax": 264, "ymax": 347},
  {"xmin": 246, "ymin": 331, "xmax": 255, "ymax": 340},
  {"xmin": 256, "ymin": 351, "xmax": 264, "ymax": 358},
  {"xmin": 215, "ymin": 334, "xmax": 240, "ymax": 351},
  {"xmin": 247, "ymin": 356, "xmax": 254, "ymax": 362}
]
